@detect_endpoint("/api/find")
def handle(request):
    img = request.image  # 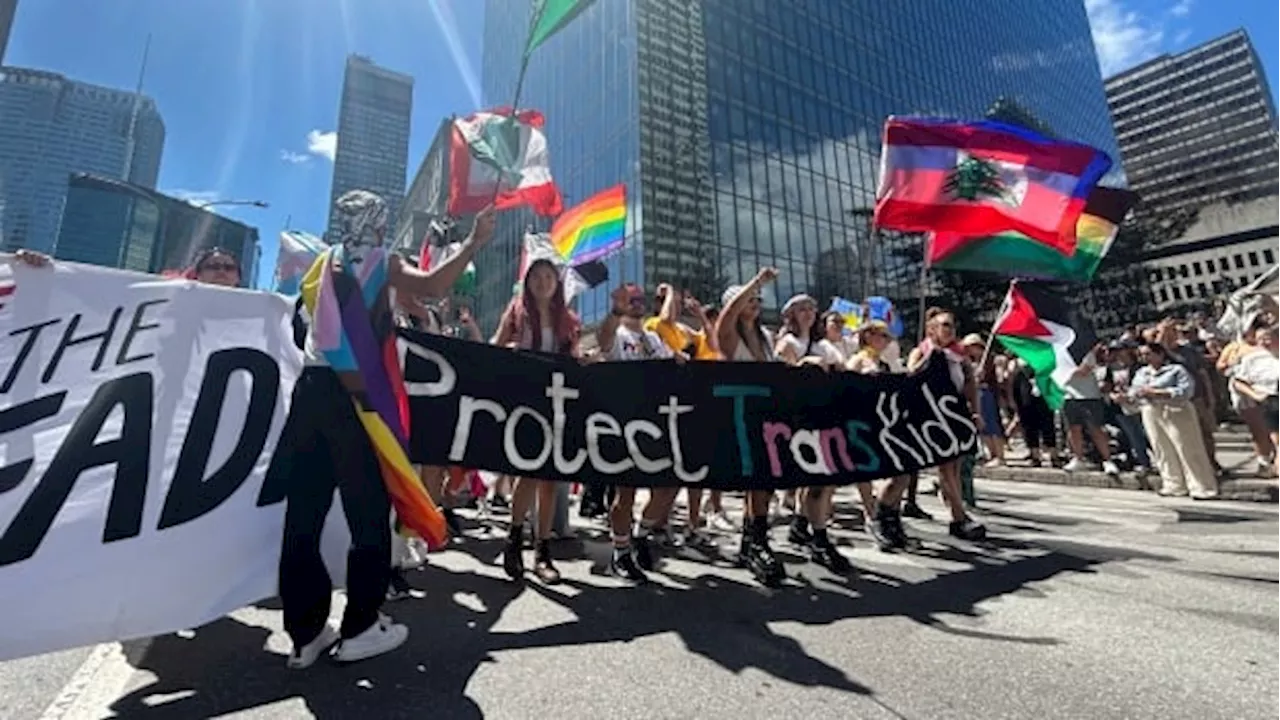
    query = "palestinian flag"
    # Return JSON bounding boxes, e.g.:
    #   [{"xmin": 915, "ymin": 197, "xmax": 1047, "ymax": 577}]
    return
[
  {"xmin": 993, "ymin": 282, "xmax": 1097, "ymax": 410},
  {"xmin": 438, "ymin": 108, "xmax": 563, "ymax": 217},
  {"xmin": 525, "ymin": 0, "xmax": 596, "ymax": 57},
  {"xmin": 928, "ymin": 187, "xmax": 1138, "ymax": 282}
]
